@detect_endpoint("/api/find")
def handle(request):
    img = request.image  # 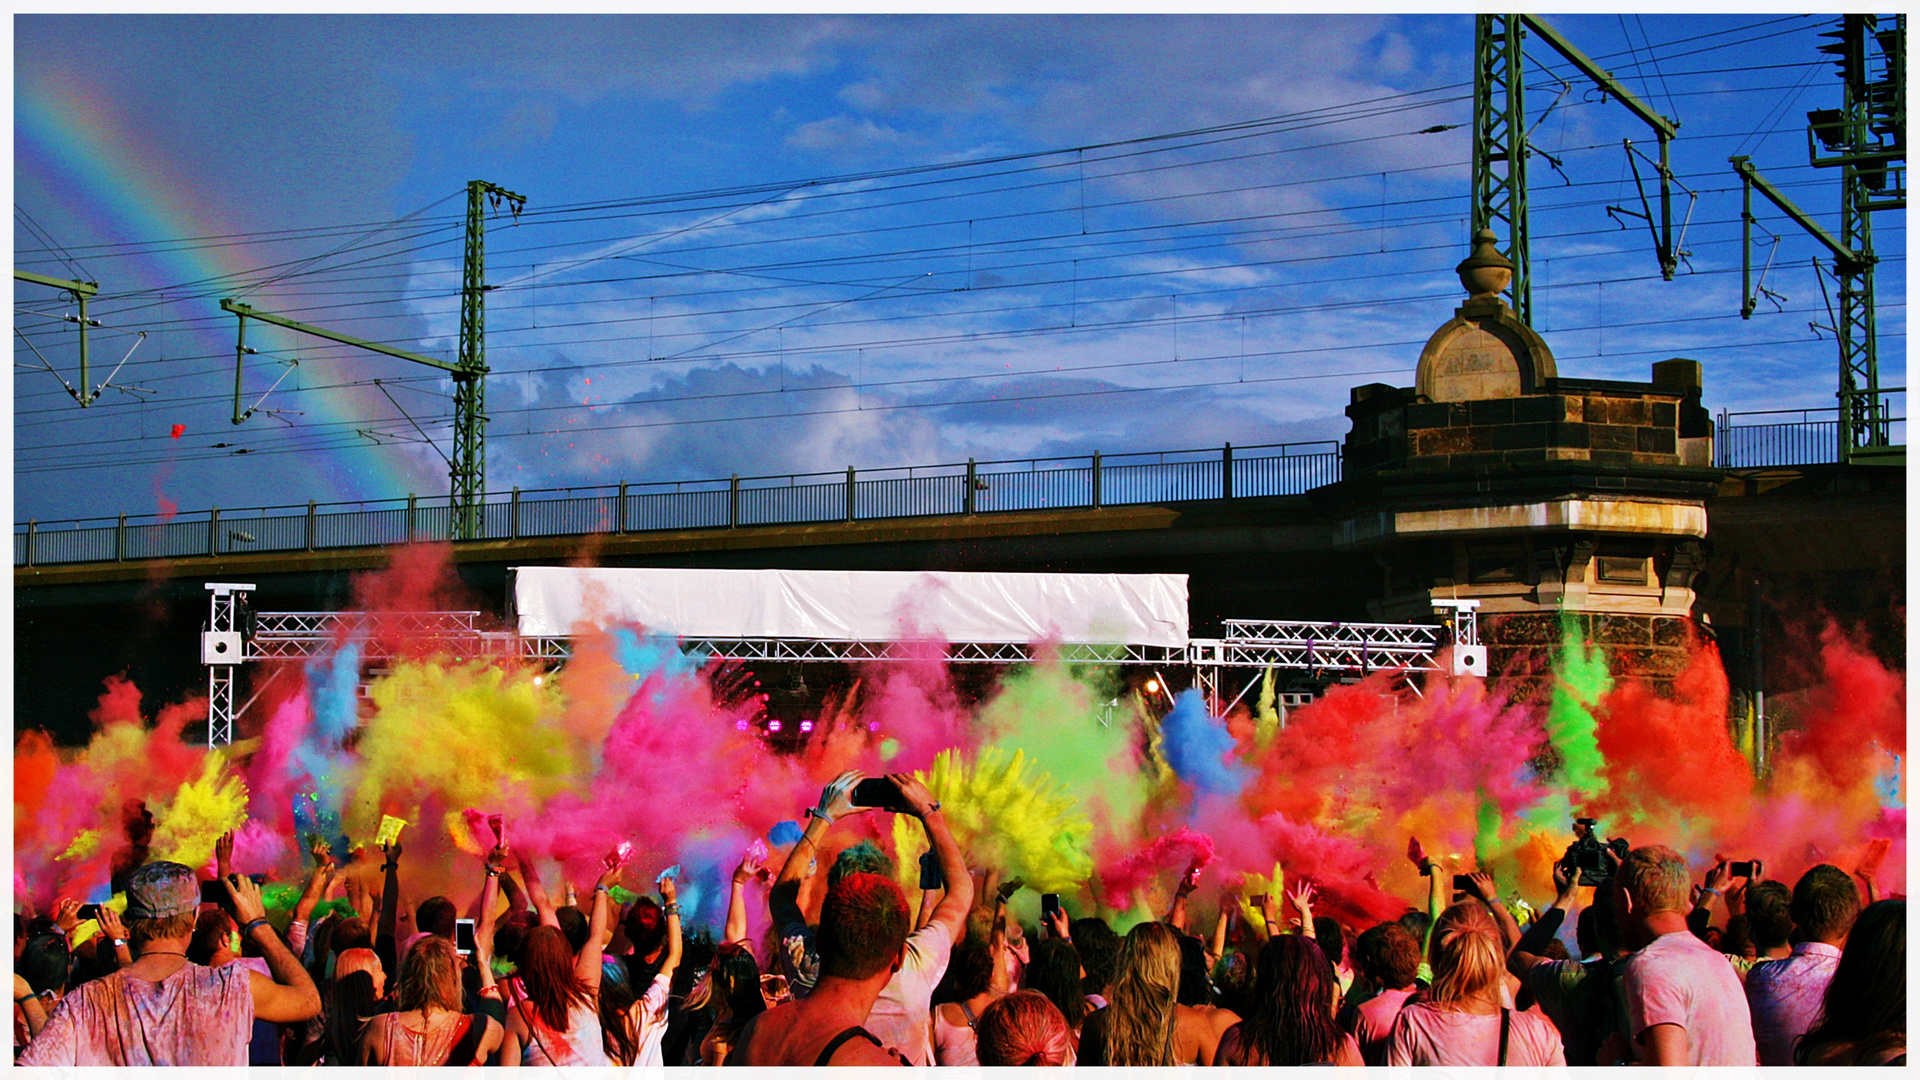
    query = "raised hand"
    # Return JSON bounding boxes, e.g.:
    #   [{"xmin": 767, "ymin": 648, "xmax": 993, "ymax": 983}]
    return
[
  {"xmin": 815, "ymin": 770, "xmax": 866, "ymax": 824},
  {"xmin": 1465, "ymin": 870, "xmax": 1500, "ymax": 904},
  {"xmin": 1176, "ymin": 859, "xmax": 1202, "ymax": 897},
  {"xmin": 53, "ymin": 897, "xmax": 82, "ymax": 934},
  {"xmin": 1702, "ymin": 859, "xmax": 1733, "ymax": 895},
  {"xmin": 733, "ymin": 849, "xmax": 767, "ymax": 885},
  {"xmin": 886, "ymin": 773, "xmax": 941, "ymax": 820},
  {"xmin": 1287, "ymin": 881, "xmax": 1316, "ymax": 924},
  {"xmin": 996, "ymin": 877, "xmax": 1026, "ymax": 905},
  {"xmin": 95, "ymin": 903, "xmax": 128, "ymax": 943},
  {"xmin": 658, "ymin": 872, "xmax": 678, "ymax": 905},
  {"xmin": 224, "ymin": 873, "xmax": 269, "ymax": 927},
  {"xmin": 1551, "ymin": 858, "xmax": 1575, "ymax": 897},
  {"xmin": 215, "ymin": 831, "xmax": 236, "ymax": 879},
  {"xmin": 485, "ymin": 842, "xmax": 510, "ymax": 874},
  {"xmin": 1042, "ymin": 904, "xmax": 1070, "ymax": 941},
  {"xmin": 309, "ymin": 835, "xmax": 335, "ymax": 869}
]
